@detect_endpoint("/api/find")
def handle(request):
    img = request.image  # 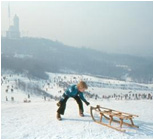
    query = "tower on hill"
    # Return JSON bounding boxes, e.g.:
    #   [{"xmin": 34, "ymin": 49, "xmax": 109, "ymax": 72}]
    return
[{"xmin": 6, "ymin": 14, "xmax": 20, "ymax": 39}]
